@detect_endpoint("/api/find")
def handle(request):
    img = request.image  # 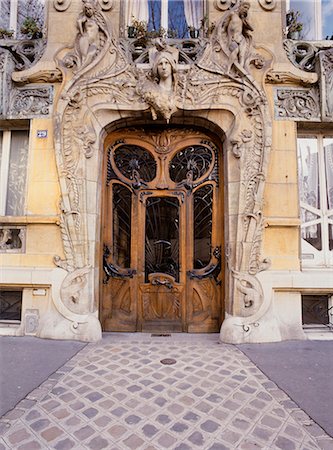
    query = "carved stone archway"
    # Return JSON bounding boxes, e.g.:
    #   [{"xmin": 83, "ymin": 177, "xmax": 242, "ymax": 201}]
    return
[{"xmin": 35, "ymin": 0, "xmax": 276, "ymax": 343}]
